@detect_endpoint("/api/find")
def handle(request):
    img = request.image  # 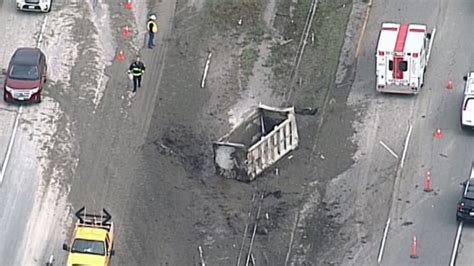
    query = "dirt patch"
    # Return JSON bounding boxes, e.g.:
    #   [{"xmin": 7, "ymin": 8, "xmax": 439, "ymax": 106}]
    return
[
  {"xmin": 133, "ymin": 0, "xmax": 369, "ymax": 264},
  {"xmin": 207, "ymin": 0, "xmax": 263, "ymax": 29}
]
